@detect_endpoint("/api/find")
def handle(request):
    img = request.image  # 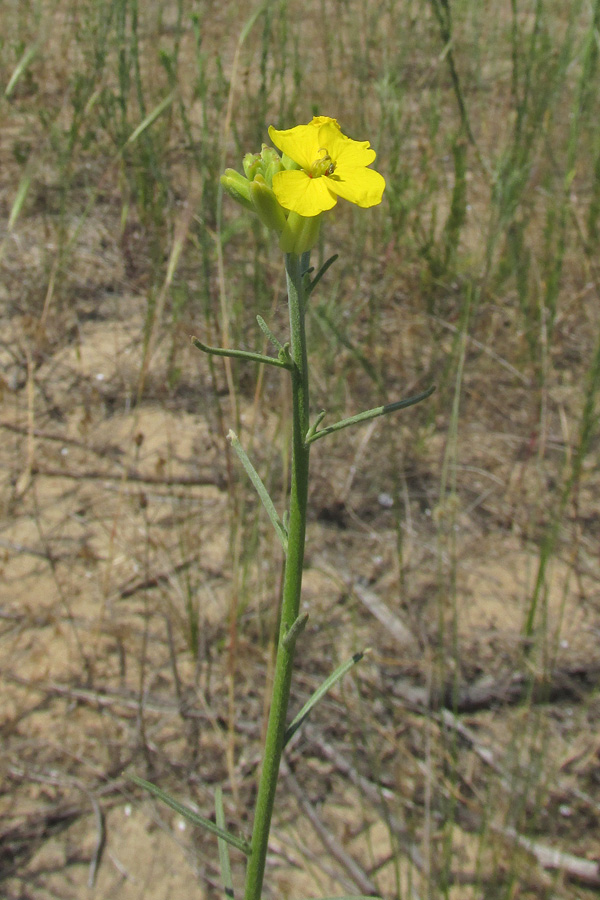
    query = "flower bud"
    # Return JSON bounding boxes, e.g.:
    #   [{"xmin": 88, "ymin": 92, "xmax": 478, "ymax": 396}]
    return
[
  {"xmin": 259, "ymin": 145, "xmax": 284, "ymax": 186},
  {"xmin": 243, "ymin": 152, "xmax": 262, "ymax": 180},
  {"xmin": 263, "ymin": 157, "xmax": 284, "ymax": 187},
  {"xmin": 220, "ymin": 169, "xmax": 254, "ymax": 211},
  {"xmin": 260, "ymin": 144, "xmax": 281, "ymax": 166},
  {"xmin": 249, "ymin": 179, "xmax": 287, "ymax": 234}
]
